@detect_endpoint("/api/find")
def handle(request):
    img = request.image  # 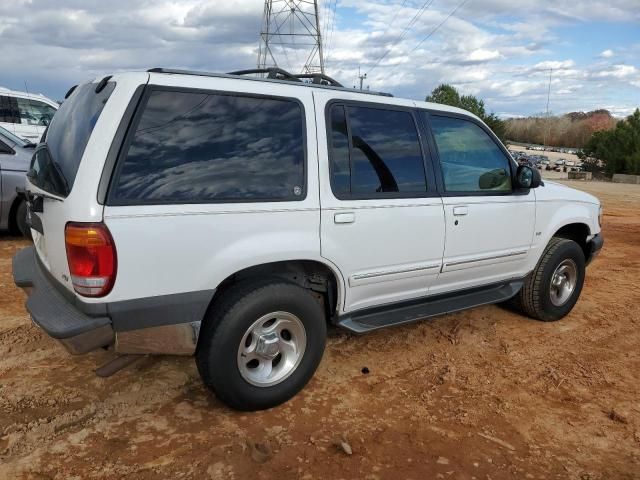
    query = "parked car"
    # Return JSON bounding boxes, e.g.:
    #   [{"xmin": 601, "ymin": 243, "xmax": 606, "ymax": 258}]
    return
[
  {"xmin": 0, "ymin": 126, "xmax": 34, "ymax": 237},
  {"xmin": 12, "ymin": 68, "xmax": 603, "ymax": 411},
  {"xmin": 0, "ymin": 87, "xmax": 58, "ymax": 143},
  {"xmin": 555, "ymin": 159, "xmax": 566, "ymax": 166}
]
